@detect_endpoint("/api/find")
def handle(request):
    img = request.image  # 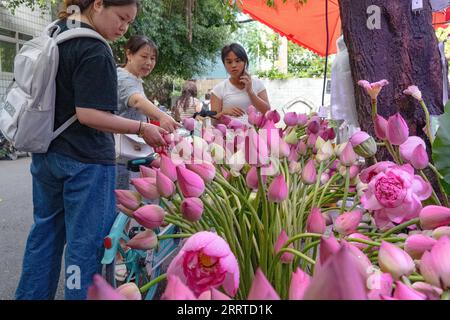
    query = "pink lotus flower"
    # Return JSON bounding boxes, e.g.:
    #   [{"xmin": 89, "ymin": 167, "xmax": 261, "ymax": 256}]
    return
[
  {"xmin": 378, "ymin": 241, "xmax": 415, "ymax": 280},
  {"xmin": 411, "ymin": 282, "xmax": 443, "ymax": 300},
  {"xmin": 361, "ymin": 164, "xmax": 431, "ymax": 226},
  {"xmin": 334, "ymin": 210, "xmax": 363, "ymax": 235},
  {"xmin": 87, "ymin": 274, "xmax": 126, "ymax": 300},
  {"xmin": 140, "ymin": 165, "xmax": 157, "ymax": 178},
  {"xmin": 386, "ymin": 113, "xmax": 409, "ymax": 145},
  {"xmin": 265, "ymin": 109, "xmax": 280, "ymax": 123},
  {"xmin": 162, "ymin": 275, "xmax": 197, "ymax": 300},
  {"xmin": 181, "ymin": 197, "xmax": 204, "ymax": 222},
  {"xmin": 357, "ymin": 79, "xmax": 389, "ymax": 100},
  {"xmin": 156, "ymin": 170, "xmax": 175, "ymax": 198},
  {"xmin": 130, "ymin": 177, "xmax": 160, "ymax": 200},
  {"xmin": 160, "ymin": 155, "xmax": 177, "ymax": 182},
  {"xmin": 132, "ymin": 204, "xmax": 165, "ymax": 229},
  {"xmin": 284, "ymin": 112, "xmax": 298, "ymax": 126},
  {"xmin": 245, "ymin": 166, "xmax": 266, "ymax": 190},
  {"xmin": 339, "ymin": 142, "xmax": 357, "ymax": 166},
  {"xmin": 176, "ymin": 166, "xmax": 205, "ymax": 198},
  {"xmin": 373, "ymin": 115, "xmax": 388, "ymax": 140},
  {"xmin": 304, "ymin": 242, "xmax": 368, "ymax": 300},
  {"xmin": 403, "ymin": 85, "xmax": 422, "ymax": 101},
  {"xmin": 301, "ymin": 159, "xmax": 317, "ymax": 185},
  {"xmin": 183, "ymin": 118, "xmax": 195, "ymax": 131},
  {"xmin": 267, "ymin": 174, "xmax": 288, "ymax": 203},
  {"xmin": 126, "ymin": 229, "xmax": 158, "ymax": 250},
  {"xmin": 367, "ymin": 272, "xmax": 393, "ymax": 300},
  {"xmin": 399, "ymin": 136, "xmax": 428, "ymax": 169},
  {"xmin": 432, "ymin": 226, "xmax": 450, "ymax": 240},
  {"xmin": 115, "ymin": 190, "xmax": 141, "ymax": 211},
  {"xmin": 419, "ymin": 205, "xmax": 450, "ymax": 230},
  {"xmin": 289, "ymin": 268, "xmax": 311, "ymax": 300},
  {"xmin": 419, "ymin": 236, "xmax": 450, "ymax": 289},
  {"xmin": 247, "ymin": 268, "xmax": 280, "ymax": 300},
  {"xmin": 306, "ymin": 208, "xmax": 326, "ymax": 234},
  {"xmin": 274, "ymin": 230, "xmax": 294, "ymax": 263},
  {"xmin": 185, "ymin": 162, "xmax": 216, "ymax": 183},
  {"xmin": 404, "ymin": 234, "xmax": 437, "ymax": 259},
  {"xmin": 393, "ymin": 281, "xmax": 426, "ymax": 300},
  {"xmin": 167, "ymin": 231, "xmax": 240, "ymax": 296},
  {"xmin": 115, "ymin": 283, "xmax": 142, "ymax": 300},
  {"xmin": 297, "ymin": 113, "xmax": 308, "ymax": 126},
  {"xmin": 318, "ymin": 235, "xmax": 341, "ymax": 266},
  {"xmin": 359, "ymin": 161, "xmax": 396, "ymax": 183}
]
